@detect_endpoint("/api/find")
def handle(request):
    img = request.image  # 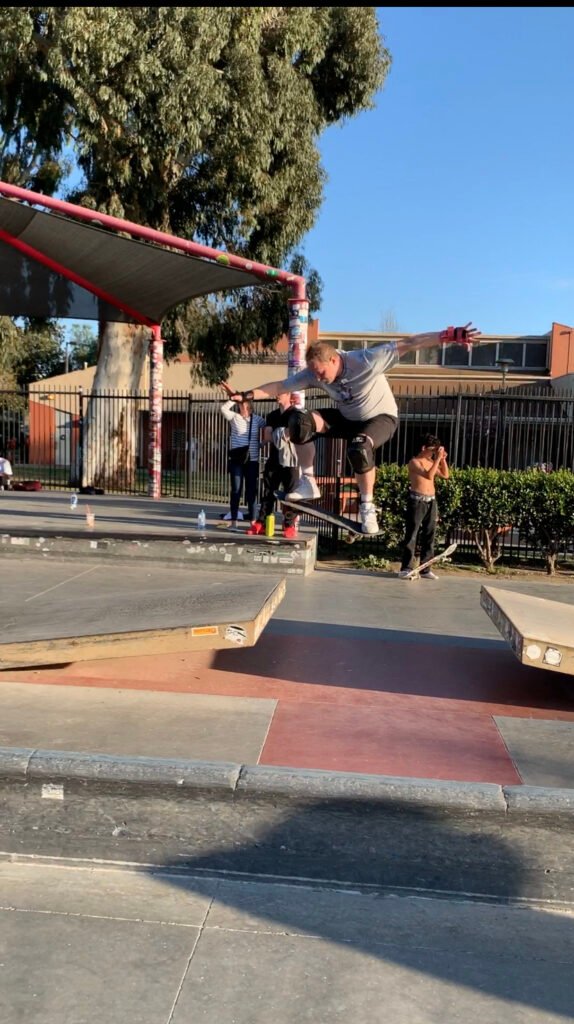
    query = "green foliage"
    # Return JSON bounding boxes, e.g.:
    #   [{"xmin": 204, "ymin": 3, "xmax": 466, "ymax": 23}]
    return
[
  {"xmin": 373, "ymin": 463, "xmax": 409, "ymax": 551},
  {"xmin": 353, "ymin": 553, "xmax": 391, "ymax": 572},
  {"xmin": 0, "ymin": 317, "xmax": 65, "ymax": 387},
  {"xmin": 450, "ymin": 468, "xmax": 521, "ymax": 571},
  {"xmin": 0, "ymin": 8, "xmax": 389, "ymax": 379},
  {"xmin": 68, "ymin": 324, "xmax": 98, "ymax": 370},
  {"xmin": 373, "ymin": 463, "xmax": 574, "ymax": 575},
  {"xmin": 514, "ymin": 469, "xmax": 574, "ymax": 575}
]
